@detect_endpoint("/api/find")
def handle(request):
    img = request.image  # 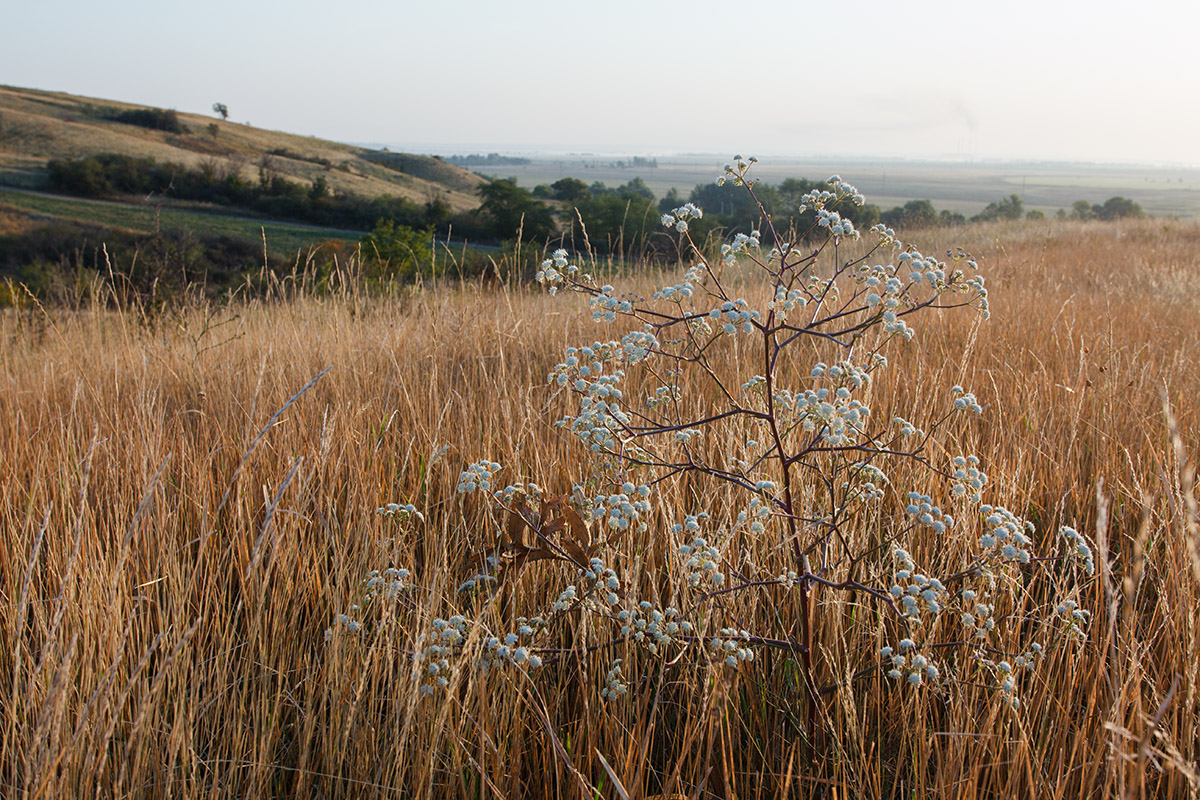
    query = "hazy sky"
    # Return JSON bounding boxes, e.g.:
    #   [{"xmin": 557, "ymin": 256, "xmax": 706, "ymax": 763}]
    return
[{"xmin": 3, "ymin": 0, "xmax": 1198, "ymax": 165}]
